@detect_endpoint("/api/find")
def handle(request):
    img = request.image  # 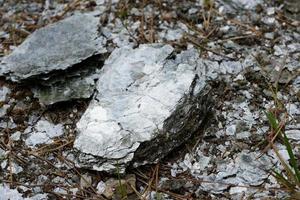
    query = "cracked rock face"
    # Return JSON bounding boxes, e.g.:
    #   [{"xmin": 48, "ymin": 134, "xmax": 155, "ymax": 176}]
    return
[
  {"xmin": 0, "ymin": 13, "xmax": 106, "ymax": 82},
  {"xmin": 74, "ymin": 44, "xmax": 214, "ymax": 172}
]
